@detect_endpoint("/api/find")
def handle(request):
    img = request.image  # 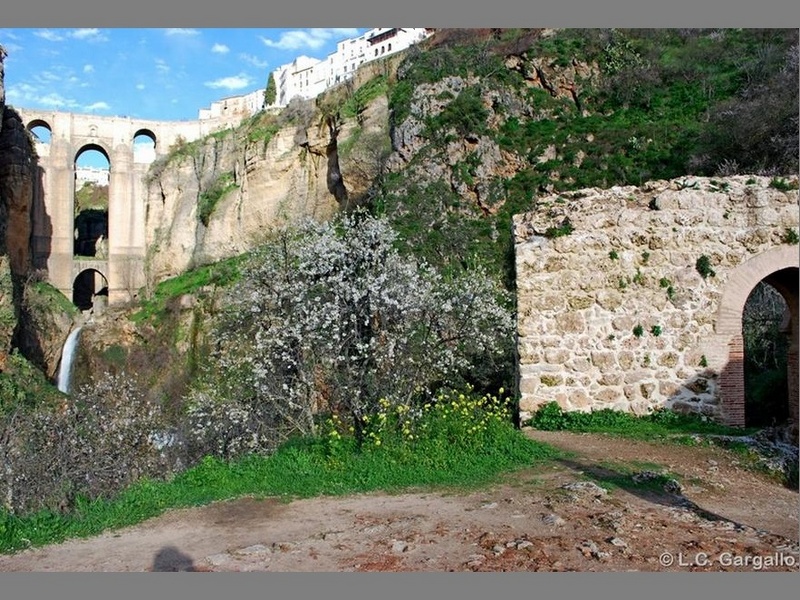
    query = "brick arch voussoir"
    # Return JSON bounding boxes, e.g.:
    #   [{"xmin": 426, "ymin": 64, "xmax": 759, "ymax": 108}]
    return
[
  {"xmin": 715, "ymin": 245, "xmax": 799, "ymax": 427},
  {"xmin": 715, "ymin": 246, "xmax": 799, "ymax": 336}
]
